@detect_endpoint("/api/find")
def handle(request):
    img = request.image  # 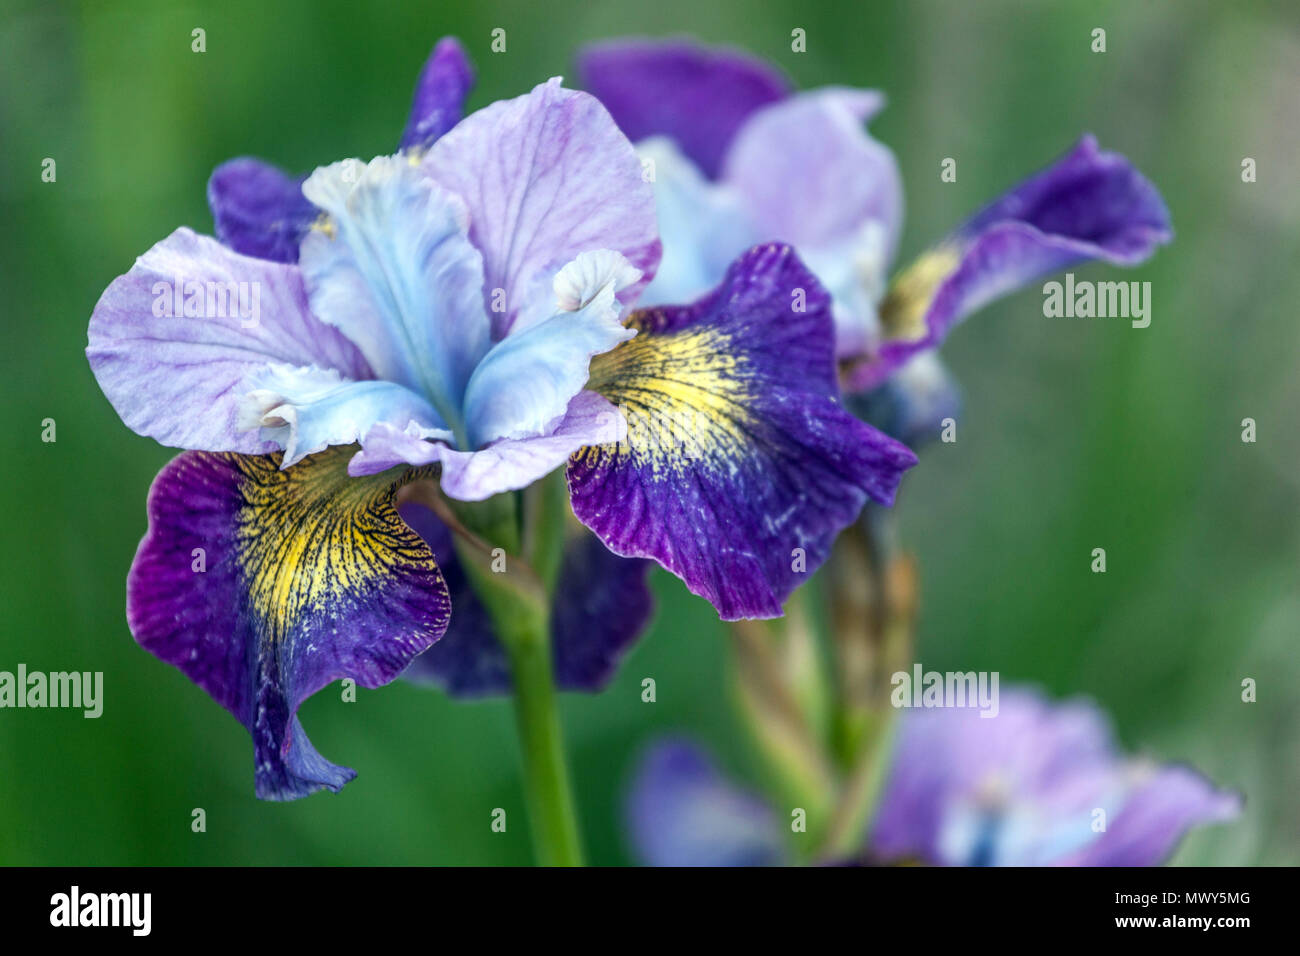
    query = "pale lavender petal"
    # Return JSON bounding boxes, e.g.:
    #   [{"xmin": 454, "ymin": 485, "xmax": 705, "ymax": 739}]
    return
[
  {"xmin": 724, "ymin": 88, "xmax": 900, "ymax": 257},
  {"xmin": 1065, "ymin": 766, "xmax": 1243, "ymax": 866},
  {"xmin": 634, "ymin": 137, "xmax": 756, "ymax": 309},
  {"xmin": 421, "ymin": 78, "xmax": 660, "ymax": 338},
  {"xmin": 87, "ymin": 227, "xmax": 371, "ymax": 454},
  {"xmin": 350, "ymin": 390, "xmax": 625, "ymax": 501}
]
